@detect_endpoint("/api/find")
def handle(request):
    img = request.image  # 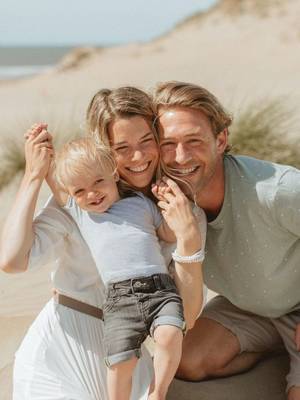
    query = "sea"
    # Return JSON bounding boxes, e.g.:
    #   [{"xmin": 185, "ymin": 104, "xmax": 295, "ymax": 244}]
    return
[{"xmin": 0, "ymin": 46, "xmax": 84, "ymax": 80}]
